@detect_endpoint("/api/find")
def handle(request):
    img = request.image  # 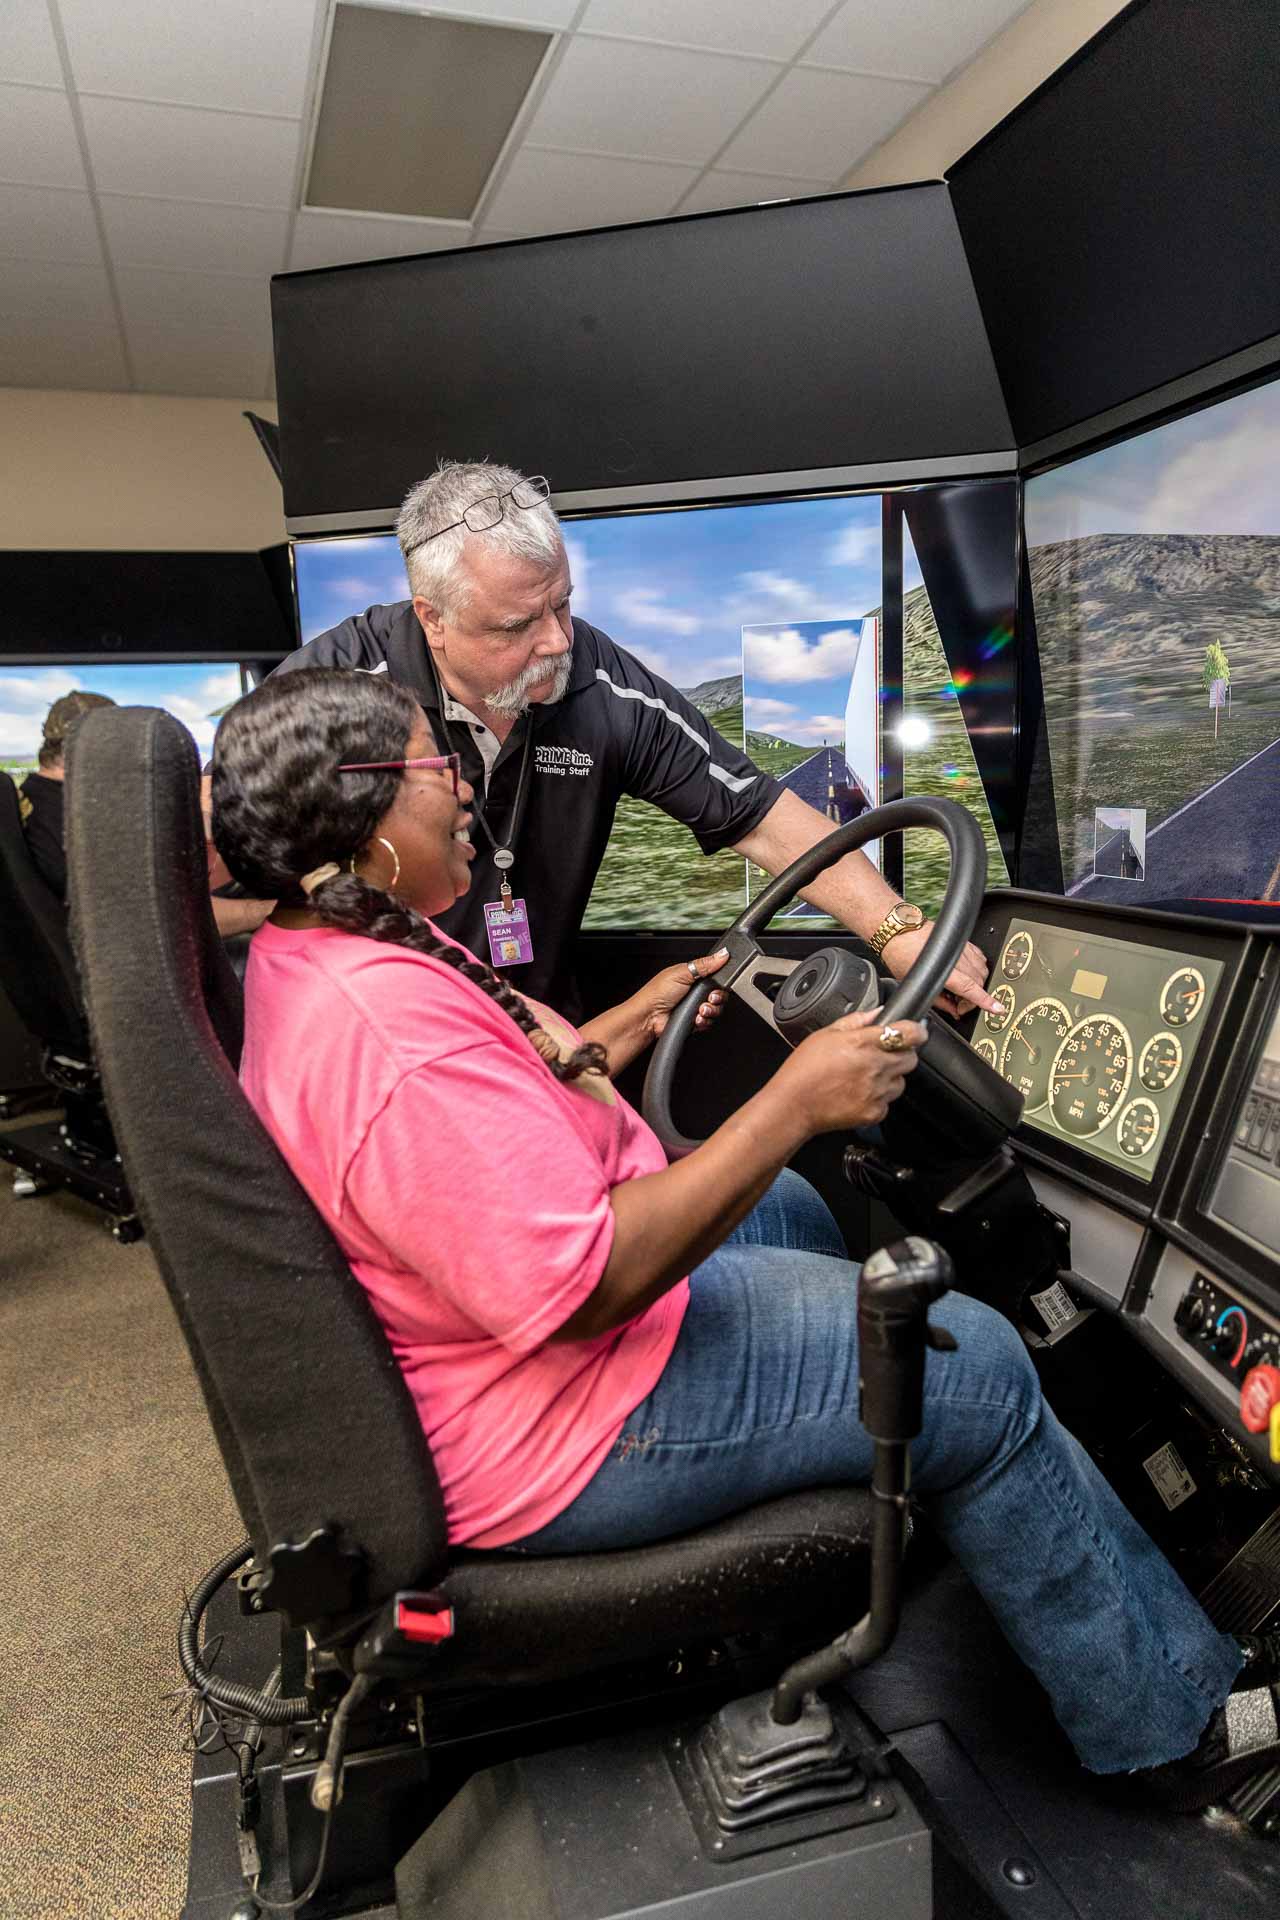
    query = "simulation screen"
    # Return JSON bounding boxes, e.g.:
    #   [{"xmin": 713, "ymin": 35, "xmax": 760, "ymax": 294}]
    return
[
  {"xmin": 1024, "ymin": 373, "xmax": 1280, "ymax": 911},
  {"xmin": 974, "ymin": 916, "xmax": 1224, "ymax": 1182},
  {"xmin": 1, "ymin": 661, "xmax": 251, "ymax": 779},
  {"xmin": 1208, "ymin": 989, "xmax": 1280, "ymax": 1258},
  {"xmin": 295, "ymin": 492, "xmax": 1009, "ymax": 931}
]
